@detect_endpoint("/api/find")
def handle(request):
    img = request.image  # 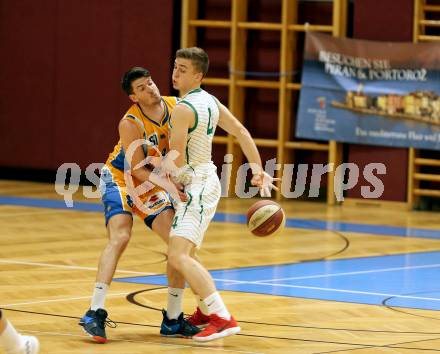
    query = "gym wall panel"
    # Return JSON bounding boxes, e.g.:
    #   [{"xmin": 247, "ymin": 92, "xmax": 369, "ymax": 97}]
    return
[
  {"xmin": 119, "ymin": 0, "xmax": 174, "ymax": 98},
  {"xmin": 346, "ymin": 145, "xmax": 408, "ymax": 202},
  {"xmin": 0, "ymin": 0, "xmax": 56, "ymax": 169},
  {"xmin": 353, "ymin": 0, "xmax": 413, "ymax": 42},
  {"xmin": 0, "ymin": 0, "xmax": 175, "ymax": 171},
  {"xmin": 52, "ymin": 0, "xmax": 121, "ymax": 168}
]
